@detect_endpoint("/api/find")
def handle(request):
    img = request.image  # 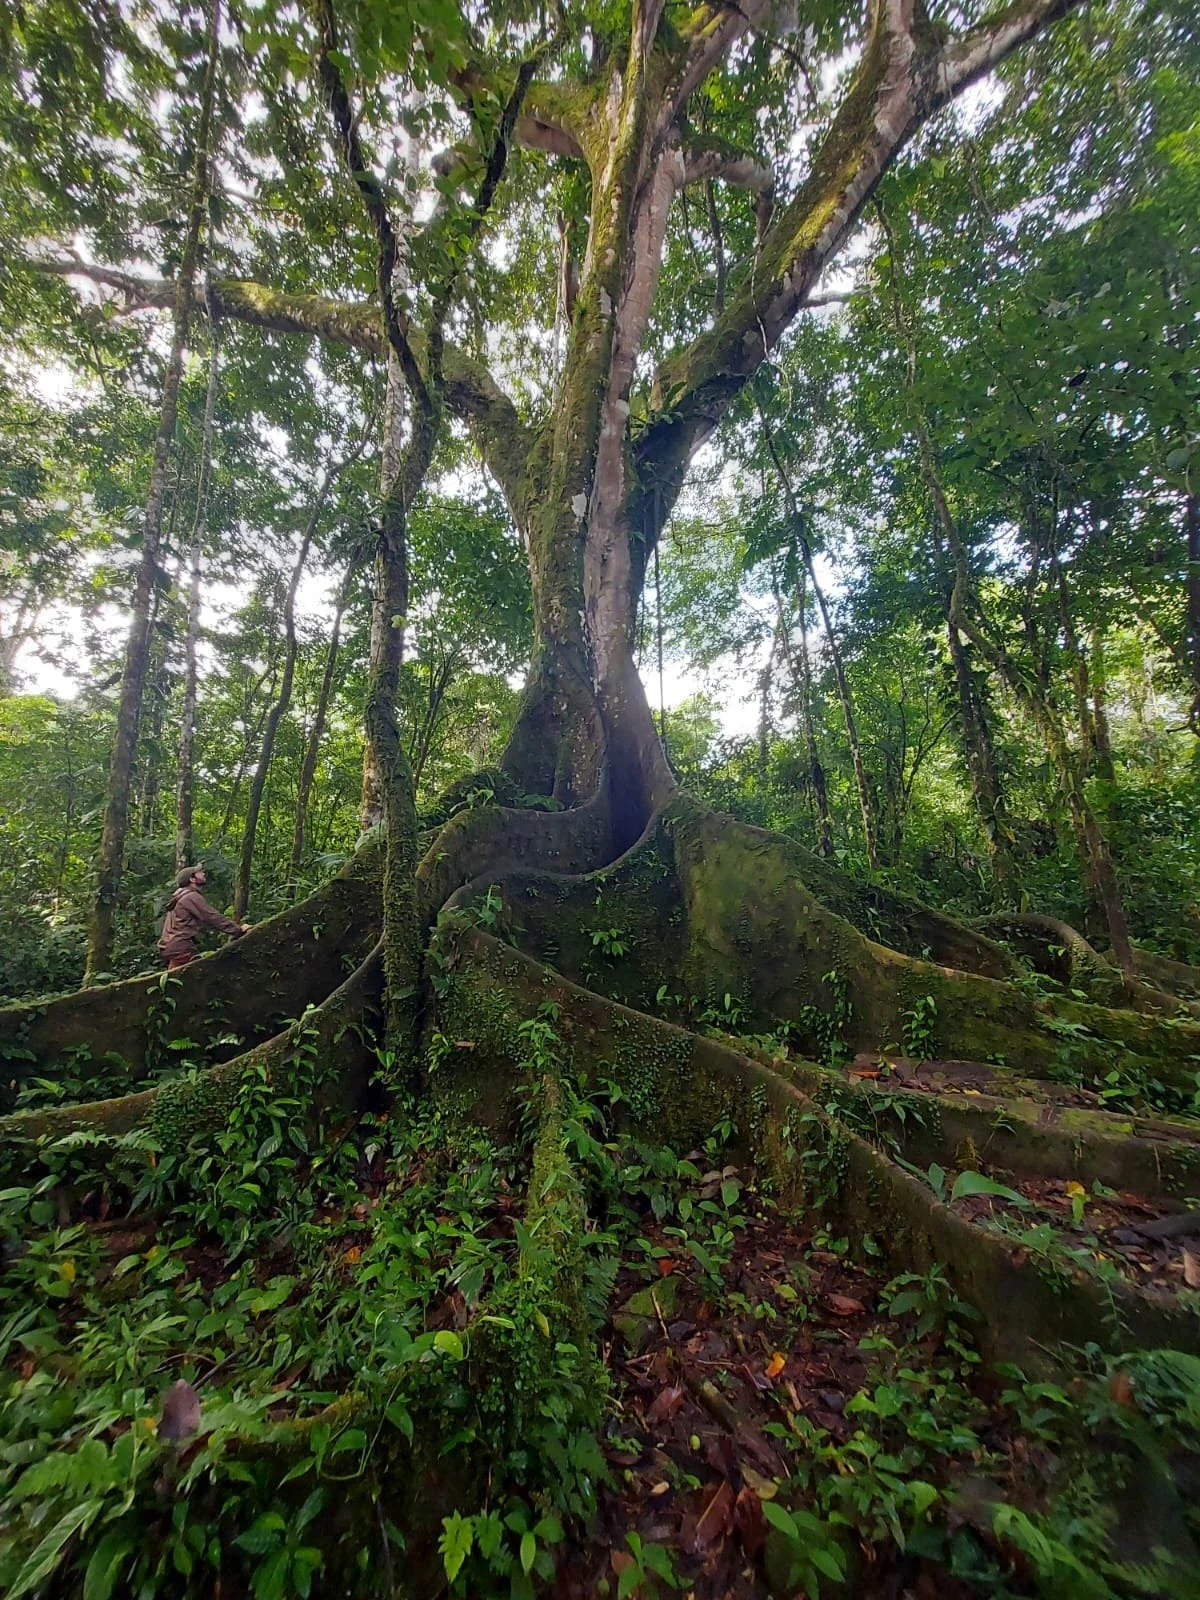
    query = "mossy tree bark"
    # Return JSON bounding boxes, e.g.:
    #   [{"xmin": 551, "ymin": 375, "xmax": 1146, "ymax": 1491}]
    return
[{"xmin": 55, "ymin": 0, "xmax": 1085, "ymax": 990}]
